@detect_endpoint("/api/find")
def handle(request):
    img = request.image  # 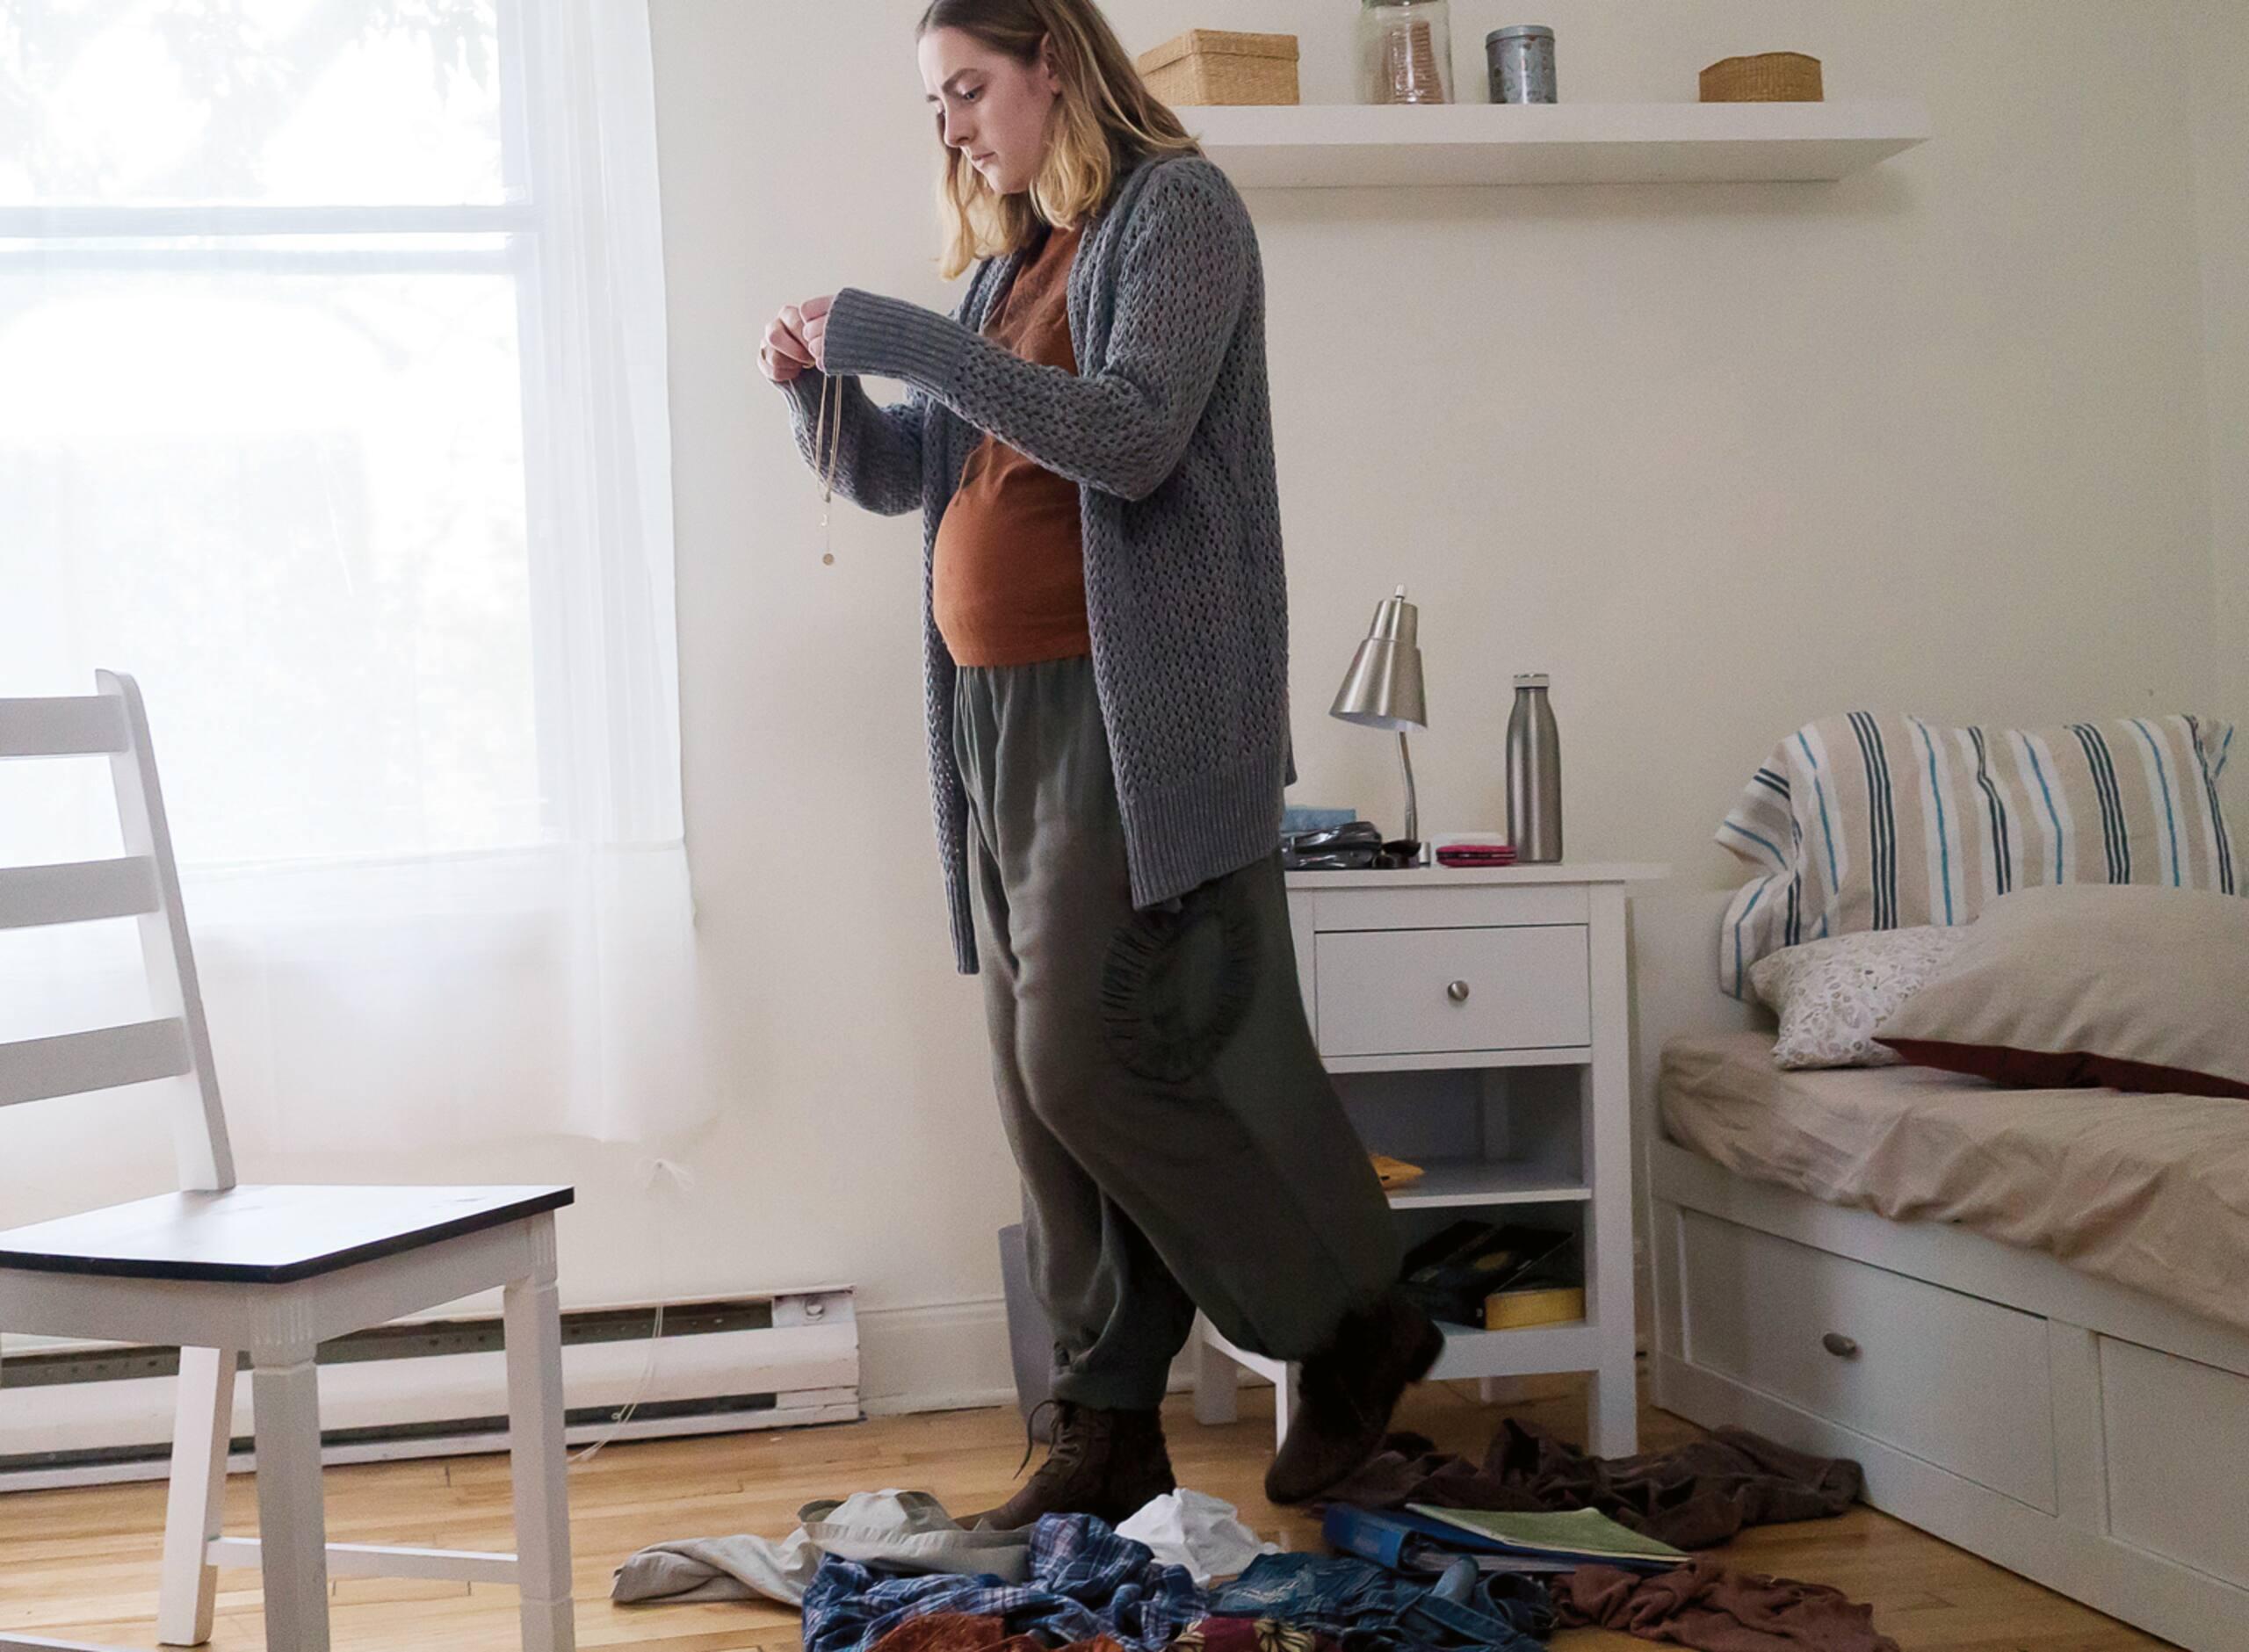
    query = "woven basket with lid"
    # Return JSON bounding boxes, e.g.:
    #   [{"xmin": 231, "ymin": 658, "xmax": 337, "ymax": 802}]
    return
[
  {"xmin": 1699, "ymin": 51, "xmax": 1823, "ymax": 102},
  {"xmin": 1137, "ymin": 29, "xmax": 1299, "ymax": 106}
]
